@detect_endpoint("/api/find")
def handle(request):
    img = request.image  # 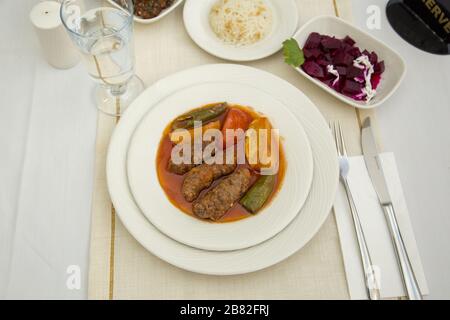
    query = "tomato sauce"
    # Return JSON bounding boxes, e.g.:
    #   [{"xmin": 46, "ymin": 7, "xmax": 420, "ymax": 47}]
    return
[{"xmin": 156, "ymin": 104, "xmax": 286, "ymax": 223}]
